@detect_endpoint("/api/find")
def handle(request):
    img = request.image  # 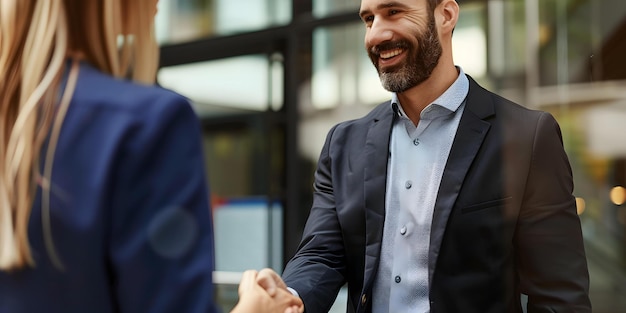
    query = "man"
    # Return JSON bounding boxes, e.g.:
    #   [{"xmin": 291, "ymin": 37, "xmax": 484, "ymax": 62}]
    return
[{"xmin": 278, "ymin": 0, "xmax": 591, "ymax": 312}]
